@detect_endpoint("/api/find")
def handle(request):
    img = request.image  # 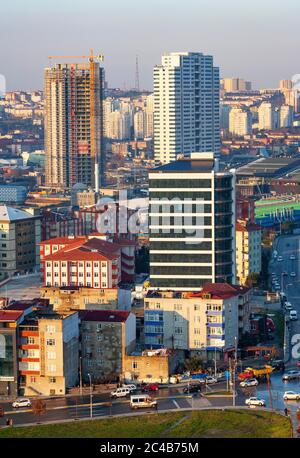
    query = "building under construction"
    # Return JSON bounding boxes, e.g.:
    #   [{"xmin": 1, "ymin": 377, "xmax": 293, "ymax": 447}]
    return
[{"xmin": 44, "ymin": 52, "xmax": 105, "ymax": 191}]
